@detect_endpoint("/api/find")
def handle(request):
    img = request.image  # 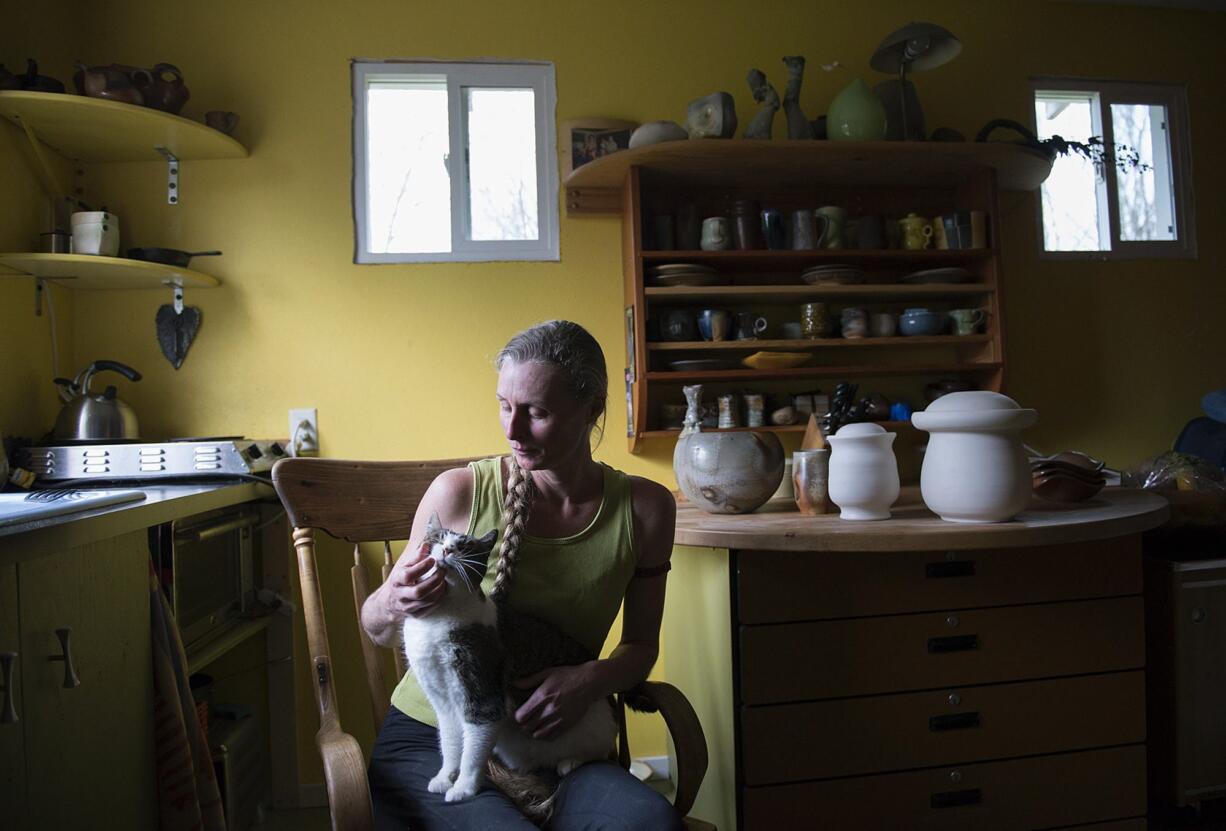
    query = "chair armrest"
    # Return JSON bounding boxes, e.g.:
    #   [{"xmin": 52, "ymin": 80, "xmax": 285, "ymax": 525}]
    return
[
  {"xmin": 316, "ymin": 725, "xmax": 374, "ymax": 831},
  {"xmin": 624, "ymin": 680, "xmax": 709, "ymax": 818}
]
